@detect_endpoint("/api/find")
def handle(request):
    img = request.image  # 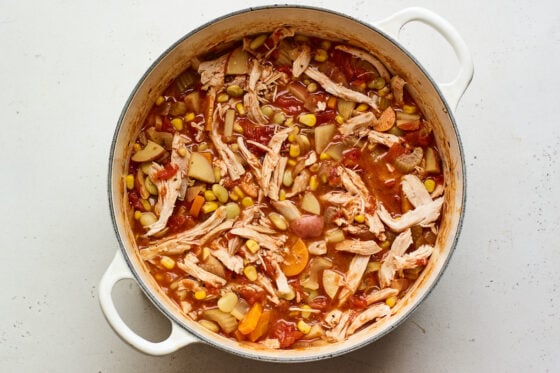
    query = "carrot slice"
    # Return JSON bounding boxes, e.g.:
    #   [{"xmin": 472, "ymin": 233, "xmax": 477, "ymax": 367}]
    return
[
  {"xmin": 238, "ymin": 302, "xmax": 263, "ymax": 335},
  {"xmin": 189, "ymin": 194, "xmax": 205, "ymax": 218},
  {"xmin": 281, "ymin": 238, "xmax": 309, "ymax": 277},
  {"xmin": 248, "ymin": 310, "xmax": 271, "ymax": 342}
]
